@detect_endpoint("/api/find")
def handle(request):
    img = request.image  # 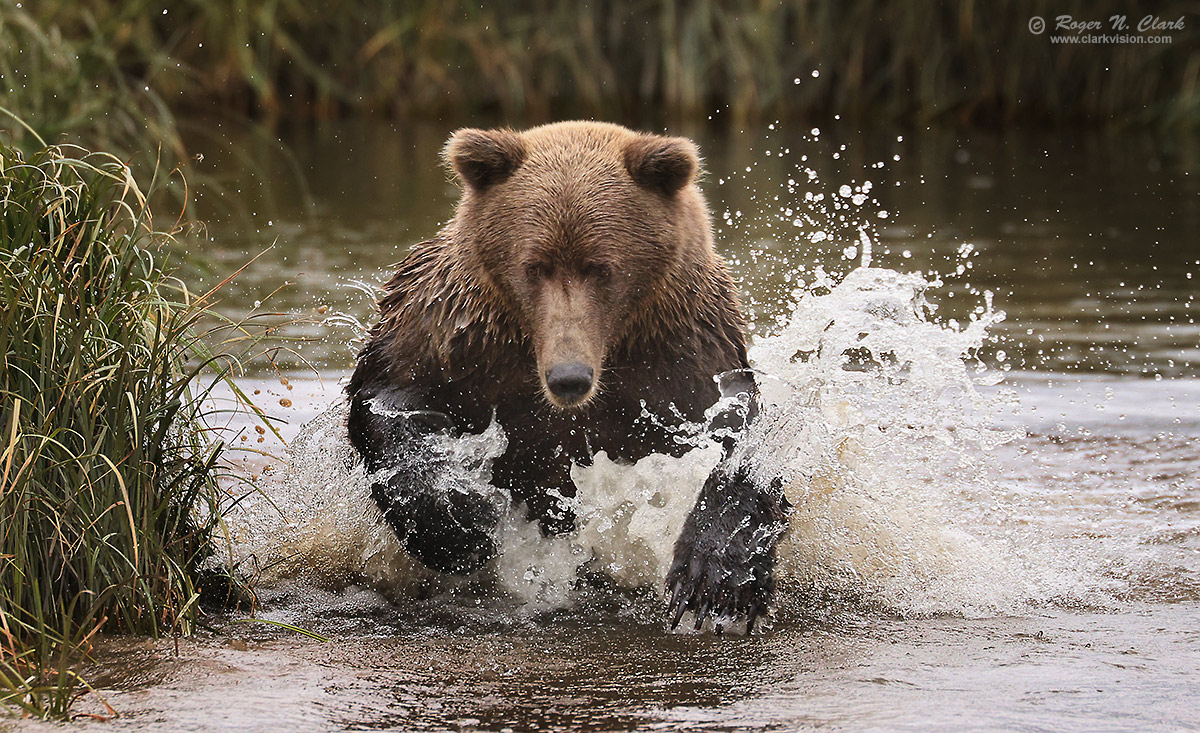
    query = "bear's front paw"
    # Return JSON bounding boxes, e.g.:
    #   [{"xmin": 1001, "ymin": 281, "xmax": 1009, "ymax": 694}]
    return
[
  {"xmin": 665, "ymin": 530, "xmax": 776, "ymax": 634},
  {"xmin": 666, "ymin": 470, "xmax": 788, "ymax": 634}
]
